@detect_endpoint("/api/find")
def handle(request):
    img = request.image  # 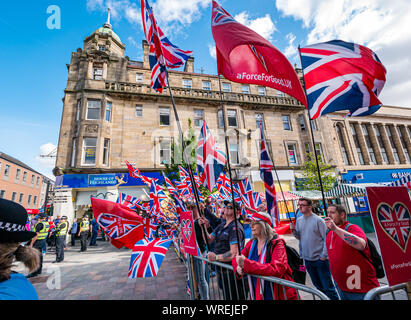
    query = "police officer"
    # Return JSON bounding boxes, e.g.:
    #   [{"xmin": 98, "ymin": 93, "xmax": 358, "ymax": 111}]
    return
[
  {"xmin": 77, "ymin": 215, "xmax": 90, "ymax": 252},
  {"xmin": 27, "ymin": 213, "xmax": 49, "ymax": 278},
  {"xmin": 53, "ymin": 216, "xmax": 69, "ymax": 263}
]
